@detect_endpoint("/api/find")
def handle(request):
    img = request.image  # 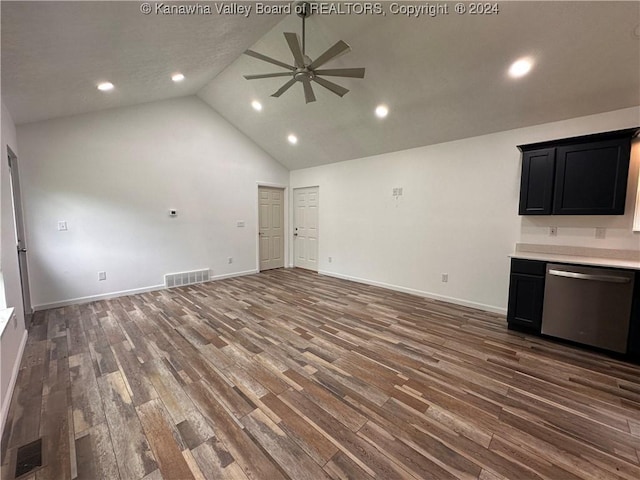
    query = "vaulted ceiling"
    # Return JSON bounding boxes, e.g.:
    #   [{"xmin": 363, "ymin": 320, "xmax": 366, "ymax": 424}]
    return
[{"xmin": 2, "ymin": 1, "xmax": 639, "ymax": 170}]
